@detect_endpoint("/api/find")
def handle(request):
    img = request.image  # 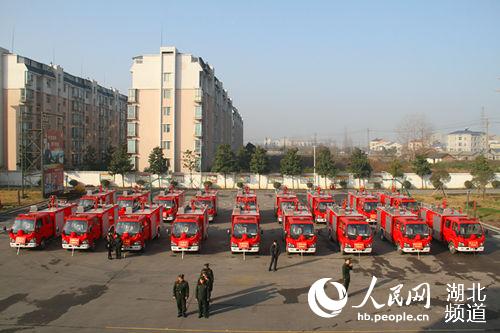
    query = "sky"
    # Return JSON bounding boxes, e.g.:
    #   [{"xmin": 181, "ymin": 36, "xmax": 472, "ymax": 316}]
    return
[{"xmin": 1, "ymin": 0, "xmax": 500, "ymax": 144}]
